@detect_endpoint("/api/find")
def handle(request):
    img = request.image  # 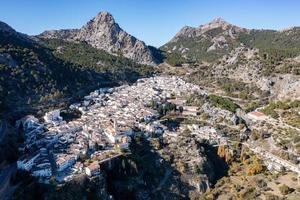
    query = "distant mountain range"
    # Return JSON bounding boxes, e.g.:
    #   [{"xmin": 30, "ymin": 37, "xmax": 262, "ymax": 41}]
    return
[
  {"xmin": 161, "ymin": 17, "xmax": 300, "ymax": 101},
  {"xmin": 161, "ymin": 17, "xmax": 300, "ymax": 65},
  {"xmin": 1, "ymin": 12, "xmax": 300, "ymax": 117},
  {"xmin": 0, "ymin": 12, "xmax": 157, "ymax": 118}
]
